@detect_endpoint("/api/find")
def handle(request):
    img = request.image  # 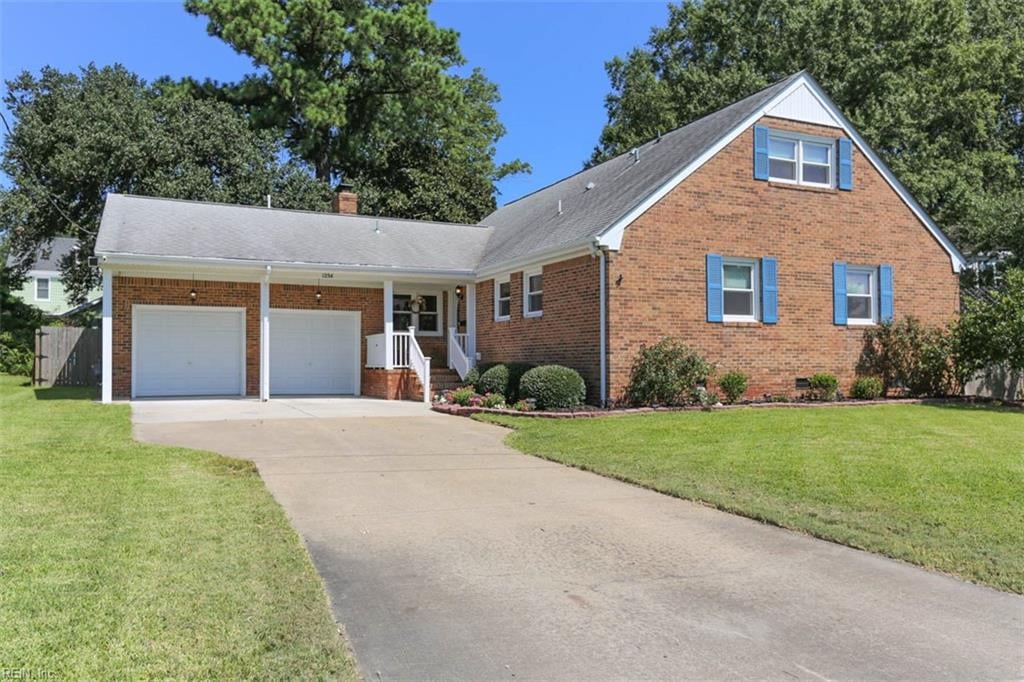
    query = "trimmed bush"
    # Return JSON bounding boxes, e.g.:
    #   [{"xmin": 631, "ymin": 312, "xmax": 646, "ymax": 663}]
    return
[
  {"xmin": 850, "ymin": 376, "xmax": 884, "ymax": 400},
  {"xmin": 462, "ymin": 366, "xmax": 482, "ymax": 389},
  {"xmin": 450, "ymin": 386, "xmax": 476, "ymax": 407},
  {"xmin": 475, "ymin": 364, "xmax": 508, "ymax": 396},
  {"xmin": 475, "ymin": 362, "xmax": 534, "ymax": 401},
  {"xmin": 858, "ymin": 317, "xmax": 959, "ymax": 397},
  {"xmin": 717, "ymin": 371, "xmax": 749, "ymax": 404},
  {"xmin": 519, "ymin": 365, "xmax": 586, "ymax": 410},
  {"xmin": 808, "ymin": 372, "xmax": 839, "ymax": 401},
  {"xmin": 624, "ymin": 338, "xmax": 712, "ymax": 406}
]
